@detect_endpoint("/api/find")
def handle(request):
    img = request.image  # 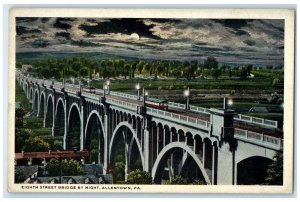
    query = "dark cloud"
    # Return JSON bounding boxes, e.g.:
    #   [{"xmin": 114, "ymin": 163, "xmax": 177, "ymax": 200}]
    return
[
  {"xmin": 53, "ymin": 18, "xmax": 72, "ymax": 30},
  {"xmin": 30, "ymin": 39, "xmax": 50, "ymax": 48},
  {"xmin": 79, "ymin": 19, "xmax": 161, "ymax": 40},
  {"xmin": 259, "ymin": 20, "xmax": 284, "ymax": 33},
  {"xmin": 235, "ymin": 30, "xmax": 250, "ymax": 36},
  {"xmin": 16, "ymin": 26, "xmax": 41, "ymax": 35},
  {"xmin": 71, "ymin": 40, "xmax": 100, "ymax": 47},
  {"xmin": 149, "ymin": 19, "xmax": 182, "ymax": 23},
  {"xmin": 55, "ymin": 32, "xmax": 71, "ymax": 40},
  {"xmin": 16, "ymin": 17, "xmax": 38, "ymax": 23},
  {"xmin": 41, "ymin": 18, "xmax": 51, "ymax": 23},
  {"xmin": 243, "ymin": 40, "xmax": 256, "ymax": 46},
  {"xmin": 213, "ymin": 19, "xmax": 253, "ymax": 30}
]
